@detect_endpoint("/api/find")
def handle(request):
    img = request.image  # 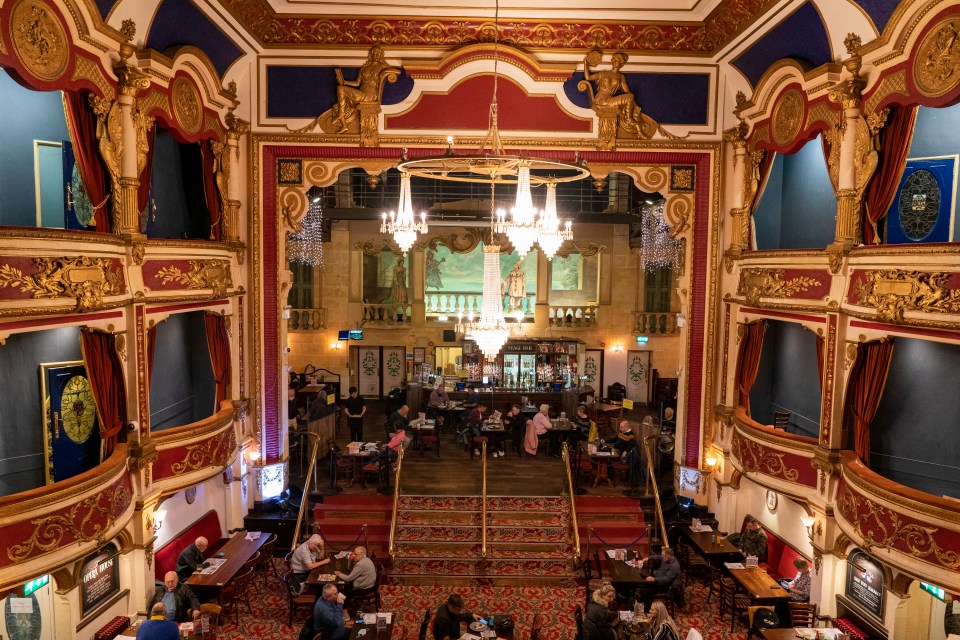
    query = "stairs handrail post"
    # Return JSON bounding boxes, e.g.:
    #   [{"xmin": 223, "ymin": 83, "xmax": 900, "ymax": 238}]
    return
[
  {"xmin": 561, "ymin": 443, "xmax": 581, "ymax": 567},
  {"xmin": 388, "ymin": 445, "xmax": 404, "ymax": 562},
  {"xmin": 643, "ymin": 436, "xmax": 670, "ymax": 549},
  {"xmin": 292, "ymin": 433, "xmax": 326, "ymax": 552},
  {"xmin": 481, "ymin": 440, "xmax": 487, "ymax": 560}
]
